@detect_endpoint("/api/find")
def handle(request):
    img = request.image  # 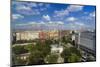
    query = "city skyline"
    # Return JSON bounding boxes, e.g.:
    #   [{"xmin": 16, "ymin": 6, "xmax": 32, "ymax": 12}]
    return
[{"xmin": 11, "ymin": 1, "xmax": 96, "ymax": 30}]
